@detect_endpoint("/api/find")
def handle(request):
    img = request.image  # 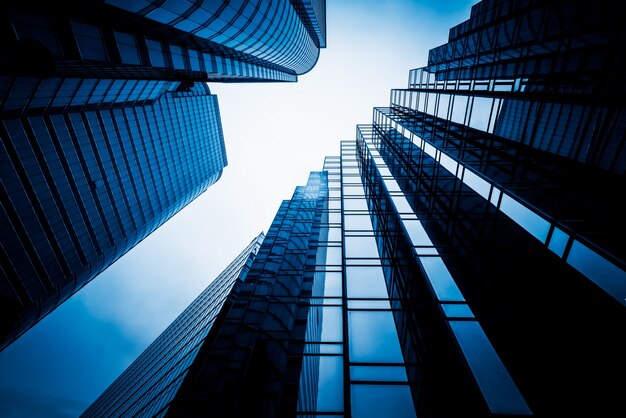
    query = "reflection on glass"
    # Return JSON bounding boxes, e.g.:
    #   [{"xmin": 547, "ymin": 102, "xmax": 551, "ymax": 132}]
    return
[
  {"xmin": 342, "ymin": 167, "xmax": 360, "ymax": 175},
  {"xmin": 326, "ymin": 246, "xmax": 342, "ymax": 265},
  {"xmin": 499, "ymin": 194, "xmax": 550, "ymax": 242},
  {"xmin": 328, "ymin": 212, "xmax": 342, "ymax": 224},
  {"xmin": 469, "ymin": 97, "xmax": 494, "ymax": 132},
  {"xmin": 351, "ymin": 384, "xmax": 416, "ymax": 418},
  {"xmin": 328, "ymin": 200, "xmax": 341, "ymax": 209},
  {"xmin": 342, "ymin": 184, "xmax": 366, "ymax": 196},
  {"xmin": 345, "ymin": 236, "xmax": 380, "ymax": 259},
  {"xmin": 312, "ymin": 271, "xmax": 326, "ymax": 297},
  {"xmin": 345, "ymin": 258, "xmax": 382, "ymax": 266},
  {"xmin": 489, "ymin": 187, "xmax": 501, "ymax": 206},
  {"xmin": 344, "ymin": 214, "xmax": 373, "ymax": 231},
  {"xmin": 422, "ymin": 141, "xmax": 437, "ymax": 159},
  {"xmin": 320, "ymin": 306, "xmax": 343, "ymax": 342},
  {"xmin": 463, "ymin": 168, "xmax": 490, "ymax": 199},
  {"xmin": 441, "ymin": 303, "xmax": 474, "ymax": 318},
  {"xmin": 324, "ymin": 272, "xmax": 342, "ymax": 297},
  {"xmin": 402, "ymin": 219, "xmax": 433, "ymax": 247},
  {"xmin": 350, "ymin": 366, "xmax": 408, "ymax": 382},
  {"xmin": 547, "ymin": 226, "xmax": 568, "ymax": 257},
  {"xmin": 304, "ymin": 343, "xmax": 343, "ymax": 354},
  {"xmin": 346, "ymin": 266, "xmax": 389, "ymax": 298},
  {"xmin": 451, "ymin": 95, "xmax": 468, "ymax": 124},
  {"xmin": 378, "ymin": 166, "xmax": 396, "ymax": 183},
  {"xmin": 298, "ymin": 356, "xmax": 344, "ymax": 412},
  {"xmin": 449, "ymin": 321, "xmax": 531, "ymax": 415},
  {"xmin": 329, "ymin": 190, "xmax": 341, "ymax": 198},
  {"xmin": 390, "ymin": 194, "xmax": 413, "ymax": 215},
  {"xmin": 439, "ymin": 152, "xmax": 459, "ymax": 175},
  {"xmin": 567, "ymin": 240, "xmax": 626, "ymax": 305},
  {"xmin": 327, "ymin": 227, "xmax": 341, "ymax": 242},
  {"xmin": 343, "ymin": 198, "xmax": 369, "ymax": 211},
  {"xmin": 419, "ymin": 256, "xmax": 464, "ymax": 302},
  {"xmin": 348, "ymin": 300, "xmax": 392, "ymax": 309},
  {"xmin": 349, "ymin": 311, "xmax": 404, "ymax": 362}
]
